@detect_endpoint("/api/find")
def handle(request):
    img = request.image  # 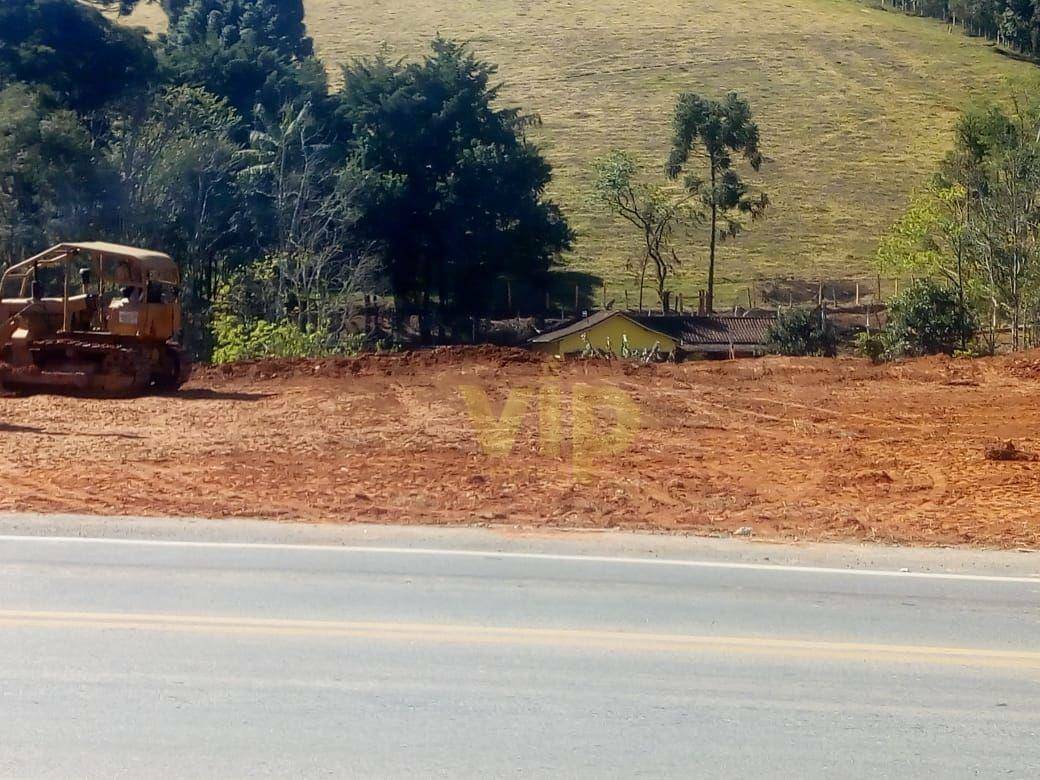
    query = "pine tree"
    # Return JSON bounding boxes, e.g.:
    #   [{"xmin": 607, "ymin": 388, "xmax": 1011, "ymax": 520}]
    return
[{"xmin": 666, "ymin": 92, "xmax": 768, "ymax": 312}]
